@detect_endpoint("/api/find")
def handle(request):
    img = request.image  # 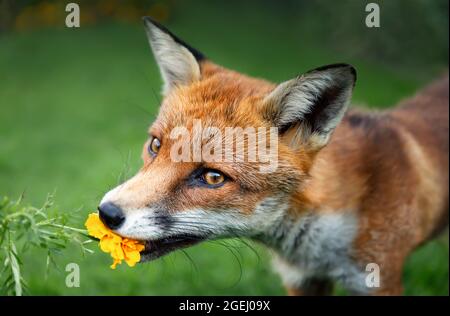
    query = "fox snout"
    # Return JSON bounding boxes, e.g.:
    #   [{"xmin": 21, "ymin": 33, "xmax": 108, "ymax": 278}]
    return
[{"xmin": 97, "ymin": 202, "xmax": 125, "ymax": 230}]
